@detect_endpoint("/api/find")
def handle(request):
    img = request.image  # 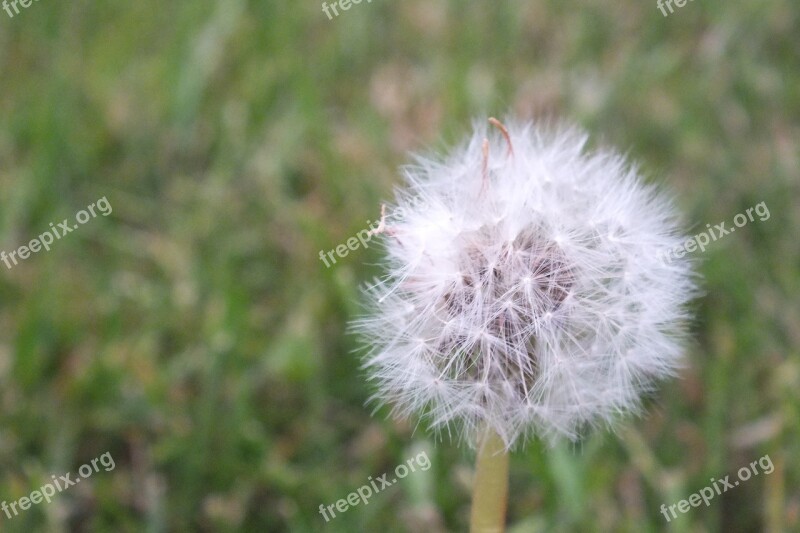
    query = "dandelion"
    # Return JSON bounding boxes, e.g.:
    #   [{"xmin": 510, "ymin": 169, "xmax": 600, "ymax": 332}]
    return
[{"xmin": 353, "ymin": 117, "xmax": 698, "ymax": 531}]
